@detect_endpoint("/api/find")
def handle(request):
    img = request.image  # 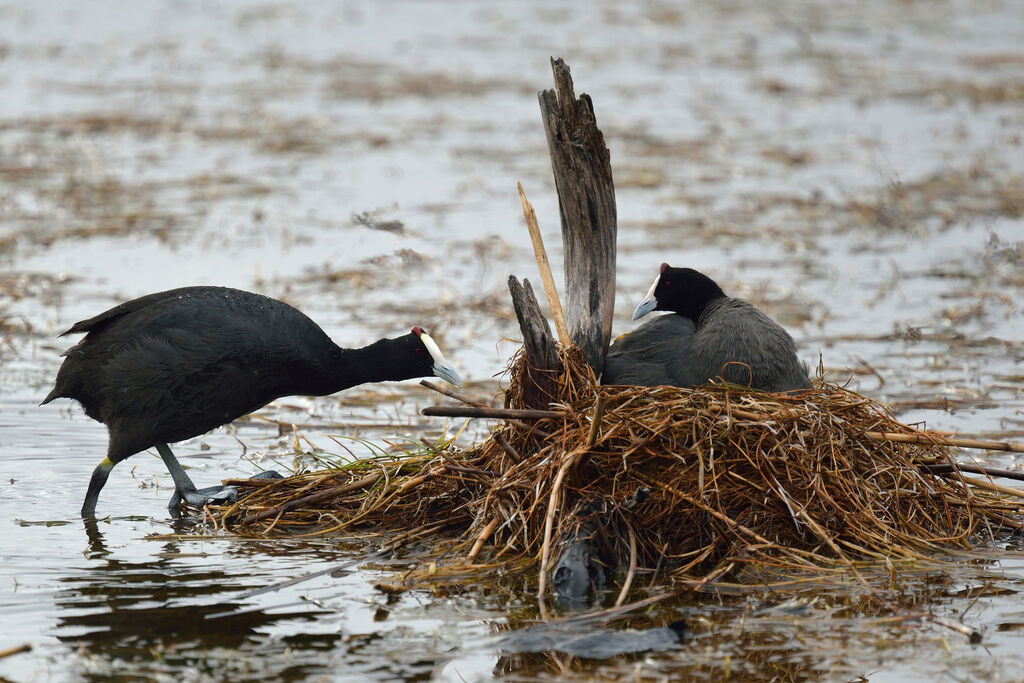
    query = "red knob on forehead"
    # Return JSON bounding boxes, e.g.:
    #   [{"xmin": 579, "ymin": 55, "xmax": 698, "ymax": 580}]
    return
[
  {"xmin": 411, "ymin": 326, "xmax": 425, "ymax": 337},
  {"xmin": 659, "ymin": 263, "xmax": 670, "ymax": 274}
]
